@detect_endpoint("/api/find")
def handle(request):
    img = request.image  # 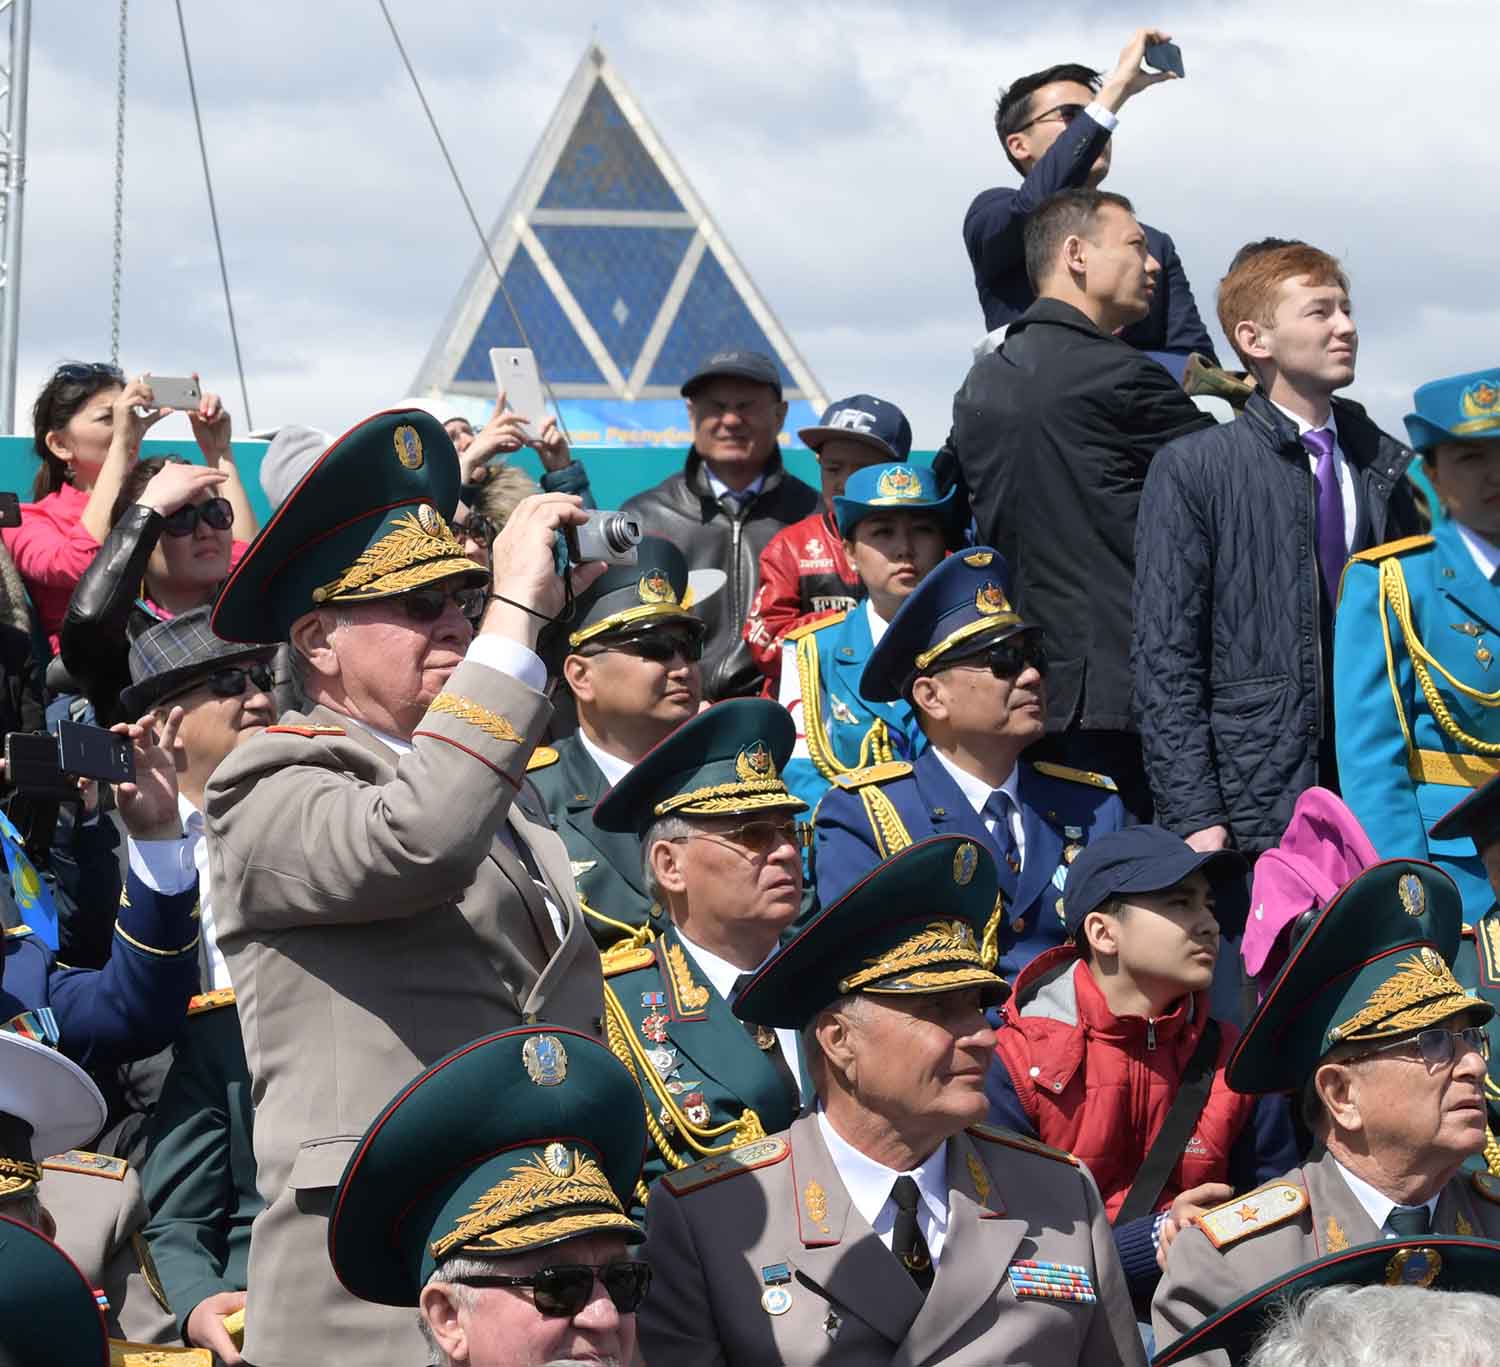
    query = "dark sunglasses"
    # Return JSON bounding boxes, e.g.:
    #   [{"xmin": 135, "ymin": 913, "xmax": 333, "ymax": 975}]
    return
[
  {"xmin": 1354, "ymin": 1025, "xmax": 1490, "ymax": 1070},
  {"xmin": 454, "ymin": 1260, "xmax": 651, "ymax": 1317},
  {"xmin": 585, "ymin": 629, "xmax": 705, "ymax": 664},
  {"xmin": 397, "ymin": 584, "xmax": 488, "ymax": 624},
  {"xmin": 672, "ymin": 816, "xmax": 802, "ymax": 856},
  {"xmin": 1016, "ymin": 101, "xmax": 1087, "ymax": 132},
  {"xmin": 161, "ymin": 497, "xmax": 233, "ymax": 538},
  {"xmin": 456, "ymin": 511, "xmax": 498, "ymax": 547},
  {"xmin": 161, "ymin": 661, "xmax": 276, "ymax": 705},
  {"xmin": 55, "ymin": 362, "xmax": 126, "ymax": 385},
  {"xmin": 944, "ymin": 634, "xmax": 1048, "ymax": 680}
]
